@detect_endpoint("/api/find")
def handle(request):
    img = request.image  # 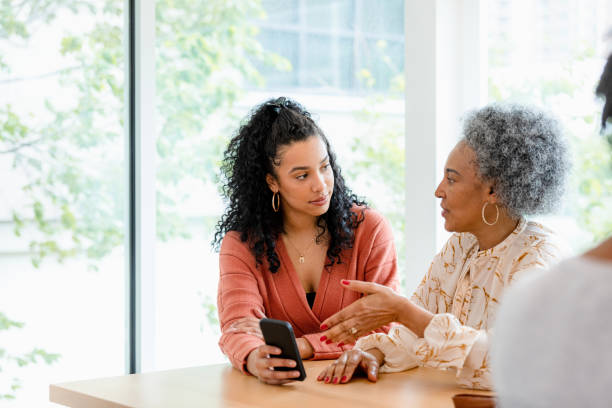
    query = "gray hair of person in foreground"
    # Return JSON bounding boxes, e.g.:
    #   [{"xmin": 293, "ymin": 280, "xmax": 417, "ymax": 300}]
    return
[{"xmin": 461, "ymin": 103, "xmax": 570, "ymax": 219}]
